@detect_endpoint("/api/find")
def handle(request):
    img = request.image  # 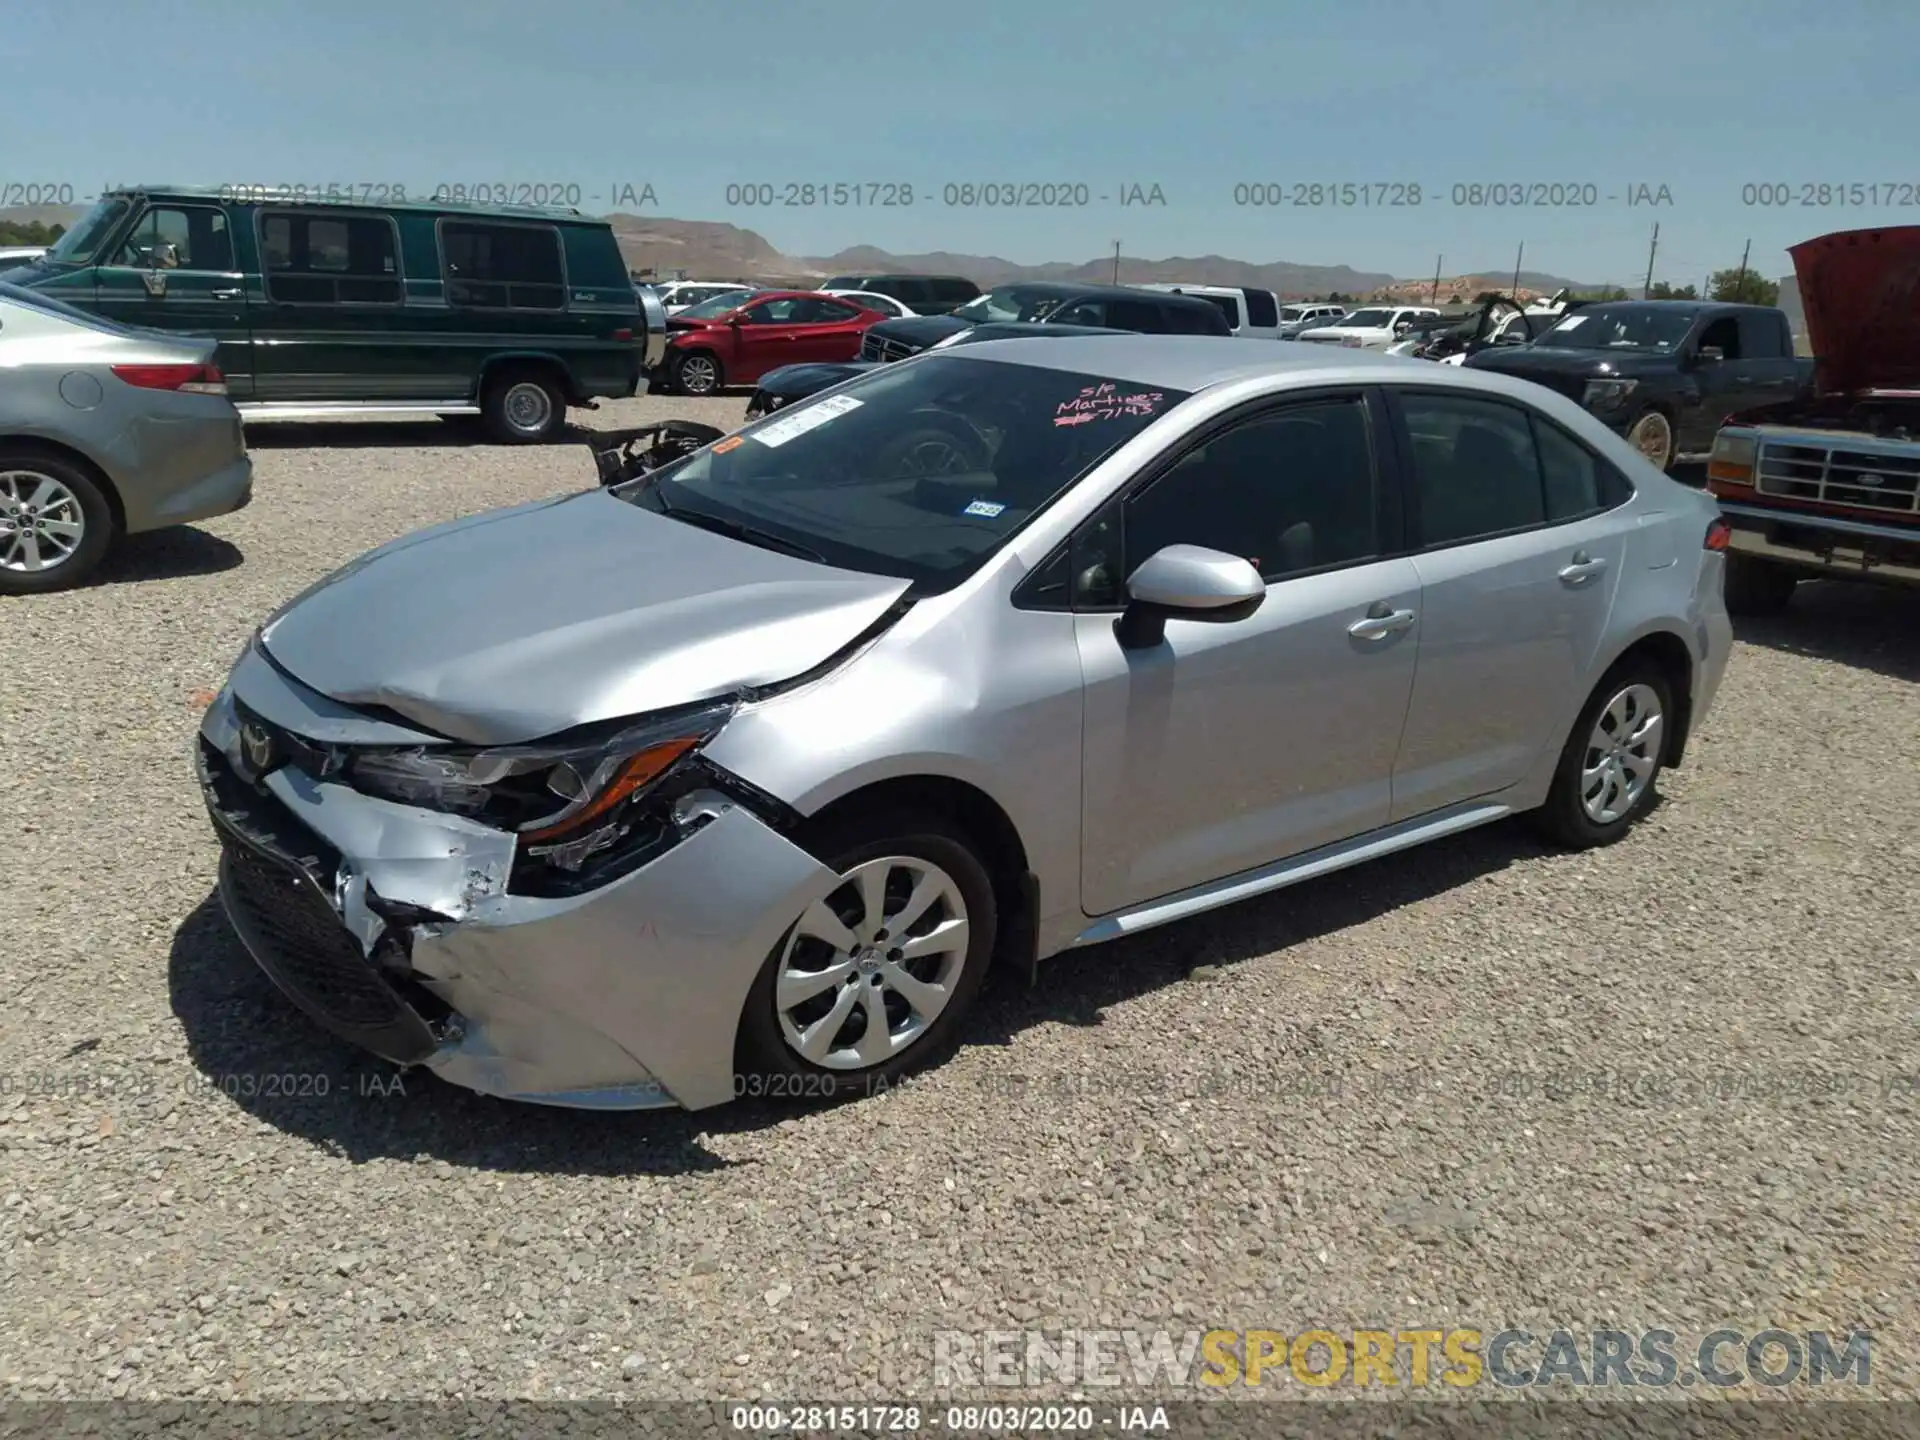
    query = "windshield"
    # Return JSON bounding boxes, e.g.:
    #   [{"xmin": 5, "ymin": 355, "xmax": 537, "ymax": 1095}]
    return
[
  {"xmin": 618, "ymin": 355, "xmax": 1191, "ymax": 591},
  {"xmin": 1336, "ymin": 308, "xmax": 1392, "ymax": 328},
  {"xmin": 676, "ymin": 288, "xmax": 757, "ymax": 318},
  {"xmin": 951, "ymin": 286, "xmax": 1073, "ymax": 325},
  {"xmin": 1538, "ymin": 305, "xmax": 1697, "ymax": 352},
  {"xmin": 44, "ymin": 198, "xmax": 131, "ymax": 265}
]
